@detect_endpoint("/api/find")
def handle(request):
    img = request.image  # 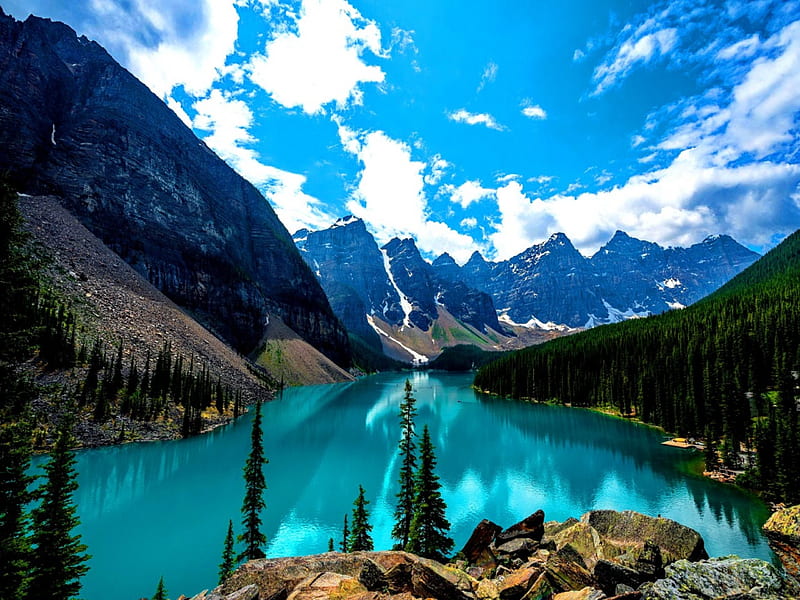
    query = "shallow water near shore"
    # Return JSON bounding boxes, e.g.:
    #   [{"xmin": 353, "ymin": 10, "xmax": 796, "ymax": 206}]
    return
[{"xmin": 31, "ymin": 371, "xmax": 773, "ymax": 599}]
